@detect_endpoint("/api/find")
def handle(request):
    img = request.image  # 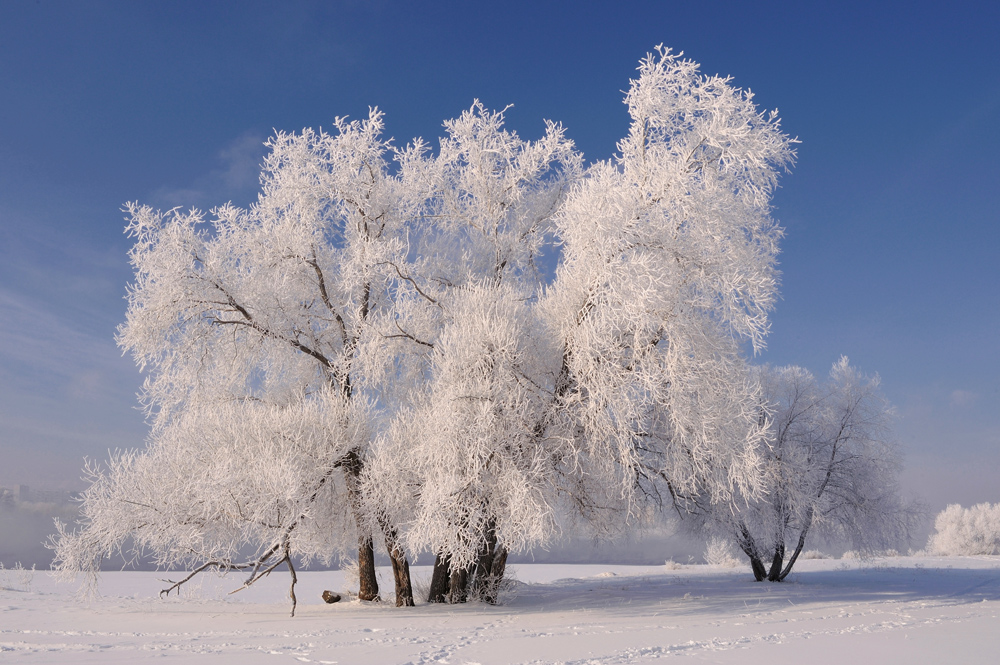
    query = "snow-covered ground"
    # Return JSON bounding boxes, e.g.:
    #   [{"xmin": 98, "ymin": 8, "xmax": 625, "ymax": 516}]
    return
[{"xmin": 3, "ymin": 556, "xmax": 999, "ymax": 664}]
